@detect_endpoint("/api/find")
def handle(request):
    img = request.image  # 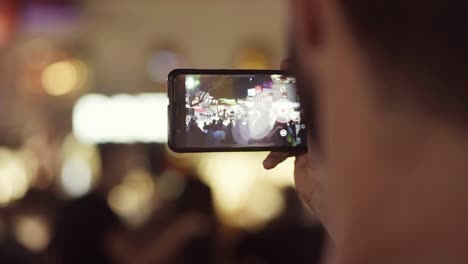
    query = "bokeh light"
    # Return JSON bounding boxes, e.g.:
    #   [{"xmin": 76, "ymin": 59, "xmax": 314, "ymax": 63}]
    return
[
  {"xmin": 197, "ymin": 152, "xmax": 294, "ymax": 229},
  {"xmin": 60, "ymin": 134, "xmax": 100, "ymax": 198},
  {"xmin": 185, "ymin": 75, "xmax": 200, "ymax": 90},
  {"xmin": 42, "ymin": 60, "xmax": 77, "ymax": 96},
  {"xmin": 234, "ymin": 47, "xmax": 271, "ymax": 69},
  {"xmin": 73, "ymin": 93, "xmax": 168, "ymax": 144},
  {"xmin": 237, "ymin": 182, "xmax": 285, "ymax": 228},
  {"xmin": 108, "ymin": 169, "xmax": 156, "ymax": 227},
  {"xmin": 14, "ymin": 215, "xmax": 51, "ymax": 252},
  {"xmin": 60, "ymin": 158, "xmax": 93, "ymax": 198},
  {"xmin": 0, "ymin": 148, "xmax": 31, "ymax": 206},
  {"xmin": 41, "ymin": 59, "xmax": 88, "ymax": 96}
]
